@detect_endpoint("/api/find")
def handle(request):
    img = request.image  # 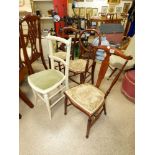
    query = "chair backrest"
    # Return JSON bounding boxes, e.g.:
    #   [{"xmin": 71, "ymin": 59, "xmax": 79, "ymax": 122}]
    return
[
  {"xmin": 94, "ymin": 45, "xmax": 132, "ymax": 98},
  {"xmin": 61, "ymin": 27, "xmax": 80, "ymax": 59},
  {"xmin": 46, "ymin": 35, "xmax": 72, "ymax": 86},
  {"xmin": 124, "ymin": 35, "xmax": 135, "ymax": 59},
  {"xmin": 19, "ymin": 14, "xmax": 48, "ymax": 74}
]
